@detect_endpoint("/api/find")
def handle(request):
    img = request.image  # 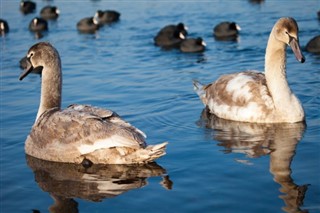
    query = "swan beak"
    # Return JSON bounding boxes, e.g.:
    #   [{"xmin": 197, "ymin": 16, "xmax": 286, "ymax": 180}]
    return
[
  {"xmin": 19, "ymin": 56, "xmax": 33, "ymax": 80},
  {"xmin": 289, "ymin": 37, "xmax": 305, "ymax": 63}
]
